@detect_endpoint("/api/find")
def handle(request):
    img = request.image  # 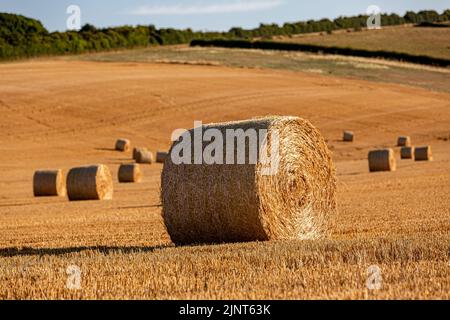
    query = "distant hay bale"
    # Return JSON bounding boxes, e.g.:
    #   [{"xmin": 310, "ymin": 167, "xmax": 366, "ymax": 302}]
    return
[
  {"xmin": 115, "ymin": 139, "xmax": 131, "ymax": 152},
  {"xmin": 33, "ymin": 169, "xmax": 66, "ymax": 197},
  {"xmin": 118, "ymin": 164, "xmax": 142, "ymax": 183},
  {"xmin": 397, "ymin": 136, "xmax": 411, "ymax": 147},
  {"xmin": 401, "ymin": 146, "xmax": 415, "ymax": 160},
  {"xmin": 415, "ymin": 146, "xmax": 433, "ymax": 161},
  {"xmin": 161, "ymin": 116, "xmax": 337, "ymax": 245},
  {"xmin": 343, "ymin": 131, "xmax": 354, "ymax": 142},
  {"xmin": 133, "ymin": 147, "xmax": 148, "ymax": 160},
  {"xmin": 67, "ymin": 165, "xmax": 113, "ymax": 201},
  {"xmin": 136, "ymin": 150, "xmax": 153, "ymax": 164},
  {"xmin": 156, "ymin": 151, "xmax": 169, "ymax": 163},
  {"xmin": 368, "ymin": 149, "xmax": 396, "ymax": 172}
]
